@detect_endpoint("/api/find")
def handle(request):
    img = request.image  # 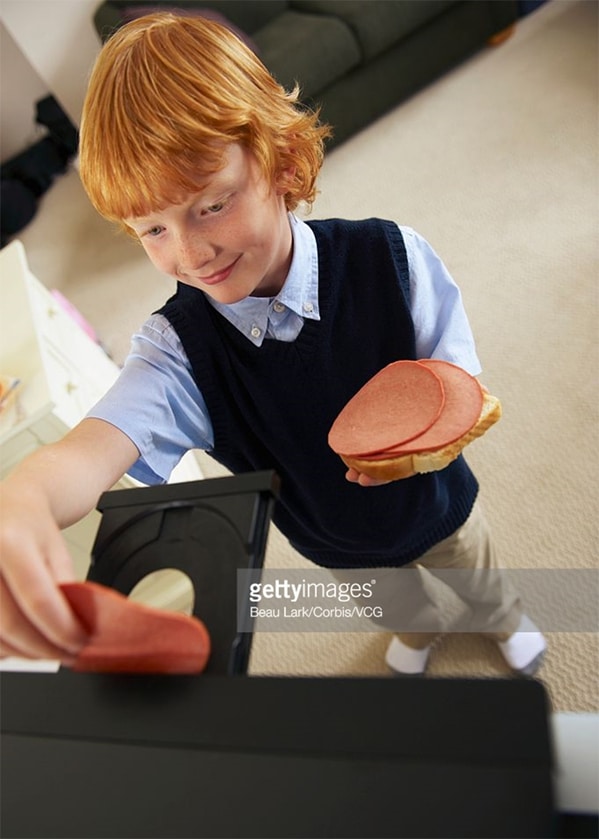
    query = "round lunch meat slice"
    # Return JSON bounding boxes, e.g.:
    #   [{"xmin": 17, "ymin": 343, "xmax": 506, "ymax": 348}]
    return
[
  {"xmin": 60, "ymin": 581, "xmax": 211, "ymax": 674},
  {"xmin": 371, "ymin": 360, "xmax": 484, "ymax": 457},
  {"xmin": 328, "ymin": 360, "xmax": 445, "ymax": 457}
]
